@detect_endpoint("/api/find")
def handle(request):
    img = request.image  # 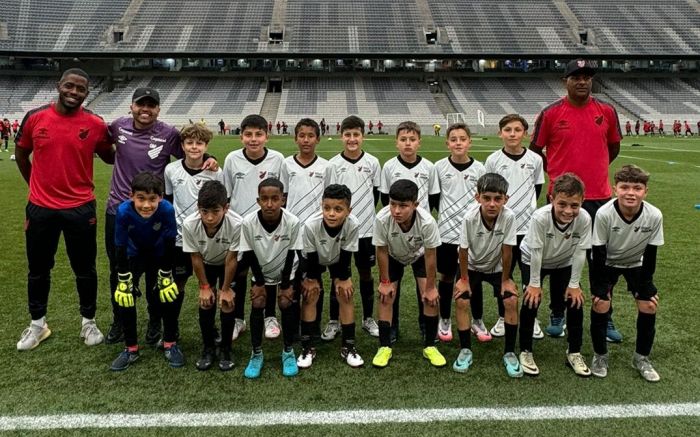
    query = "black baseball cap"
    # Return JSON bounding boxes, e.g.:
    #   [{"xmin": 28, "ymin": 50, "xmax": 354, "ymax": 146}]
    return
[
  {"xmin": 132, "ymin": 87, "xmax": 160, "ymax": 104},
  {"xmin": 564, "ymin": 59, "xmax": 597, "ymax": 78}
]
